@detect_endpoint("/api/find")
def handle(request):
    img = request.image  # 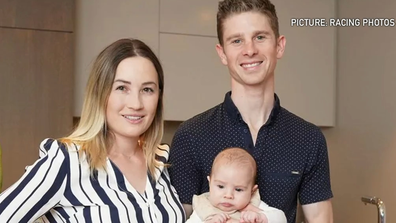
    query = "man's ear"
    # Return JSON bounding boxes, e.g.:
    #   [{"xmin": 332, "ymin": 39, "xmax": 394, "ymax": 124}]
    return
[
  {"xmin": 215, "ymin": 44, "xmax": 228, "ymax": 65},
  {"xmin": 276, "ymin": 35, "xmax": 286, "ymax": 59}
]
